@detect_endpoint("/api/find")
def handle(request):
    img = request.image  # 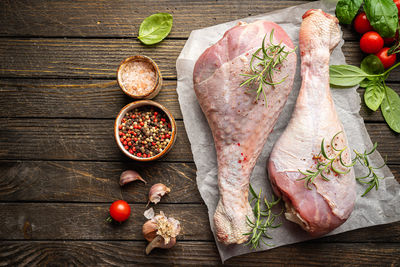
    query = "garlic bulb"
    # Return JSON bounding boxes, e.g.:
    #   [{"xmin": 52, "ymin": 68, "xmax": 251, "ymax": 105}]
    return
[
  {"xmin": 119, "ymin": 170, "xmax": 147, "ymax": 186},
  {"xmin": 148, "ymin": 183, "xmax": 171, "ymax": 205},
  {"xmin": 142, "ymin": 211, "xmax": 181, "ymax": 254}
]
